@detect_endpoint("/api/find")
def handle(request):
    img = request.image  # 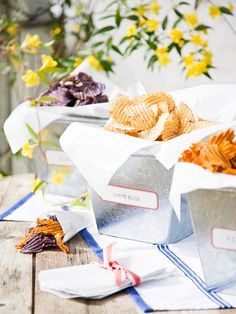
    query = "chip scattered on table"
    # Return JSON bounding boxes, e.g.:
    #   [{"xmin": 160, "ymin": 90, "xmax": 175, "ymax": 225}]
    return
[{"xmin": 16, "ymin": 215, "xmax": 69, "ymax": 253}]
